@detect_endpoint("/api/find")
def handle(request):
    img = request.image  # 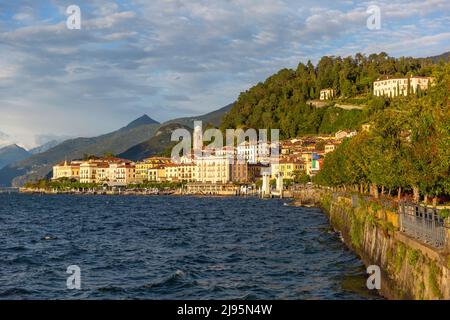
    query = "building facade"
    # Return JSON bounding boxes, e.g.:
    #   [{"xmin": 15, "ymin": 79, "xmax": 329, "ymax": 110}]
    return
[
  {"xmin": 148, "ymin": 166, "xmax": 166, "ymax": 182},
  {"xmin": 135, "ymin": 157, "xmax": 171, "ymax": 182},
  {"xmin": 76, "ymin": 158, "xmax": 136, "ymax": 185},
  {"xmin": 320, "ymin": 88, "xmax": 335, "ymax": 100},
  {"xmin": 271, "ymin": 158, "xmax": 305, "ymax": 180},
  {"xmin": 196, "ymin": 155, "xmax": 233, "ymax": 184},
  {"xmin": 52, "ymin": 160, "xmax": 82, "ymax": 180},
  {"xmin": 373, "ymin": 76, "xmax": 433, "ymax": 97}
]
